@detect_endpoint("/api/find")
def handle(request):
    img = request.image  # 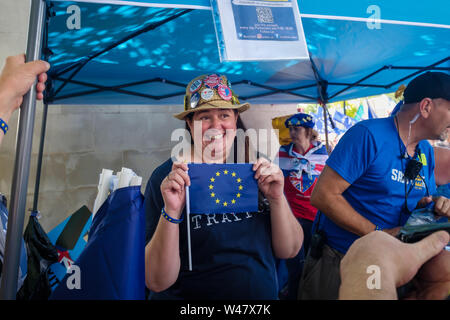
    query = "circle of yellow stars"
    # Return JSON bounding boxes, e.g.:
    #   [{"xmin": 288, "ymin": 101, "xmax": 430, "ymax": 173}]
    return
[{"xmin": 209, "ymin": 169, "xmax": 244, "ymax": 207}]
